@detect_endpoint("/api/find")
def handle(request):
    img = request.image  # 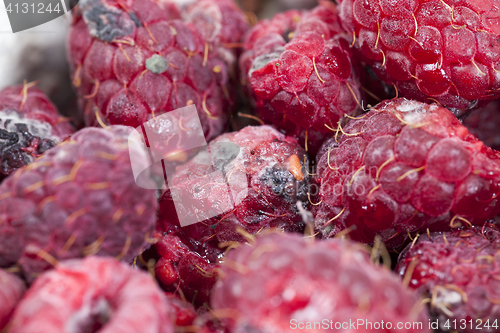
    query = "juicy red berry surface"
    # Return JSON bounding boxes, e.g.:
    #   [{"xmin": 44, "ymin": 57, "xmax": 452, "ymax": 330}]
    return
[
  {"xmin": 240, "ymin": 1, "xmax": 363, "ymax": 154},
  {"xmin": 338, "ymin": 0, "xmax": 500, "ymax": 115},
  {"xmin": 154, "ymin": 231, "xmax": 219, "ymax": 307},
  {"xmin": 157, "ymin": 125, "xmax": 309, "ymax": 263},
  {"xmin": 212, "ymin": 232, "xmax": 429, "ymax": 333},
  {"xmin": 68, "ymin": 0, "xmax": 248, "ymax": 141},
  {"xmin": 7, "ymin": 257, "xmax": 174, "ymax": 333},
  {"xmin": 464, "ymin": 99, "xmax": 500, "ymax": 151},
  {"xmin": 313, "ymin": 98, "xmax": 500, "ymax": 248},
  {"xmin": 0, "ymin": 269, "xmax": 25, "ymax": 330},
  {"xmin": 396, "ymin": 225, "xmax": 500, "ymax": 333},
  {"xmin": 0, "ymin": 85, "xmax": 74, "ymax": 179},
  {"xmin": 164, "ymin": 293, "xmax": 197, "ymax": 327},
  {"xmin": 0, "ymin": 126, "xmax": 157, "ymax": 281}
]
